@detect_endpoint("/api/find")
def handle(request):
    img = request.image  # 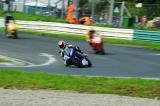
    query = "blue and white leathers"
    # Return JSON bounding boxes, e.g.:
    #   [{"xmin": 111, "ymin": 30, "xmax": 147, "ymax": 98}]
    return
[{"xmin": 63, "ymin": 46, "xmax": 84, "ymax": 61}]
